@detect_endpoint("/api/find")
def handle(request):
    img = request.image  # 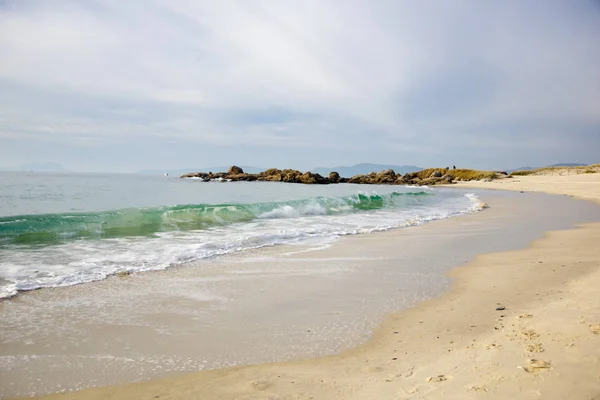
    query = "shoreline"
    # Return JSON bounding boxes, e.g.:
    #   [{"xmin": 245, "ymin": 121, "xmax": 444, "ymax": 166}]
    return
[
  {"xmin": 0, "ymin": 183, "xmax": 471, "ymax": 301},
  {"xmin": 453, "ymin": 172, "xmax": 600, "ymax": 203},
  {"xmin": 10, "ymin": 174, "xmax": 600, "ymax": 399}
]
